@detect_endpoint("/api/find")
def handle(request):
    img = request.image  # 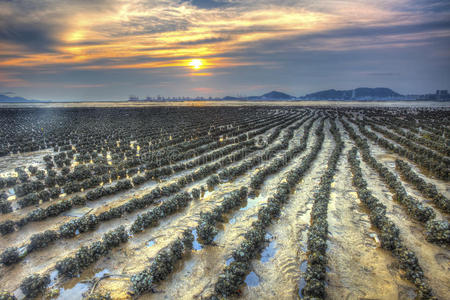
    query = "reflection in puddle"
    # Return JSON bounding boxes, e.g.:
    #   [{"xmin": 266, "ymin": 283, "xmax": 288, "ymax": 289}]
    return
[
  {"xmin": 244, "ymin": 271, "xmax": 260, "ymax": 287},
  {"xmin": 49, "ymin": 270, "xmax": 59, "ymax": 287},
  {"xmin": 146, "ymin": 240, "xmax": 156, "ymax": 247},
  {"xmin": 260, "ymin": 240, "xmax": 277, "ymax": 263},
  {"xmin": 298, "ymin": 260, "xmax": 308, "ymax": 298},
  {"xmin": 94, "ymin": 268, "xmax": 110, "ymax": 278},
  {"xmin": 240, "ymin": 196, "xmax": 260, "ymax": 211},
  {"xmin": 192, "ymin": 229, "xmax": 203, "ymax": 250},
  {"xmin": 300, "ymin": 260, "xmax": 307, "ymax": 272},
  {"xmin": 261, "ymin": 233, "xmax": 277, "ymax": 263},
  {"xmin": 226, "ymin": 257, "xmax": 235, "ymax": 266},
  {"xmin": 57, "ymin": 282, "xmax": 90, "ymax": 300}
]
